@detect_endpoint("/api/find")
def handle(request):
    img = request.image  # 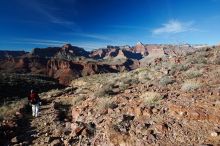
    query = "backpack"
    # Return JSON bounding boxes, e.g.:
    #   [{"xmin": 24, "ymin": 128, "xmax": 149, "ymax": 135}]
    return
[{"xmin": 29, "ymin": 93, "xmax": 39, "ymax": 104}]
